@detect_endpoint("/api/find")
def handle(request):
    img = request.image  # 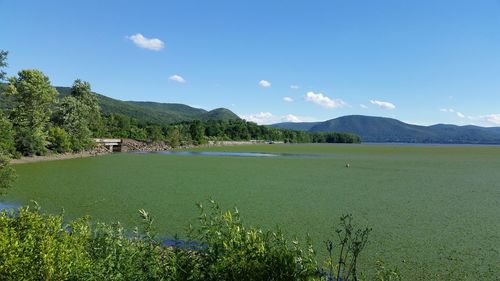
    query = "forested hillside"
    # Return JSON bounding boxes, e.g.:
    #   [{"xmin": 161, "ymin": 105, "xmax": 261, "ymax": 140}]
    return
[{"xmin": 271, "ymin": 115, "xmax": 500, "ymax": 144}]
